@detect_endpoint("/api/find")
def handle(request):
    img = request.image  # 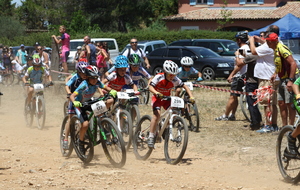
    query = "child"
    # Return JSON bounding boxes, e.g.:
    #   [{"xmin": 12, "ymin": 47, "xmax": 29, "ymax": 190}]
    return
[
  {"xmin": 62, "ymin": 61, "xmax": 88, "ymax": 150},
  {"xmin": 52, "ymin": 25, "xmax": 70, "ymax": 73},
  {"xmin": 70, "ymin": 65, "xmax": 117, "ymax": 155},
  {"xmin": 148, "ymin": 60, "xmax": 195, "ymax": 148},
  {"xmin": 175, "ymin": 56, "xmax": 203, "ymax": 96}
]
